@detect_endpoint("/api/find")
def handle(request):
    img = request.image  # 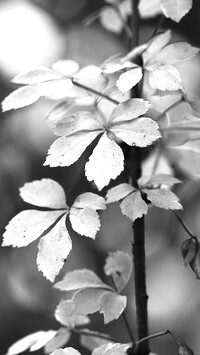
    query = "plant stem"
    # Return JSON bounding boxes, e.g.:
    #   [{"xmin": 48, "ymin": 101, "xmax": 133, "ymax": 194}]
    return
[
  {"xmin": 136, "ymin": 330, "xmax": 169, "ymax": 346},
  {"xmin": 72, "ymin": 79, "xmax": 119, "ymax": 105},
  {"xmin": 129, "ymin": 1, "xmax": 149, "ymax": 354},
  {"xmin": 172, "ymin": 211, "xmax": 196, "ymax": 239},
  {"xmin": 72, "ymin": 328, "xmax": 117, "ymax": 343}
]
